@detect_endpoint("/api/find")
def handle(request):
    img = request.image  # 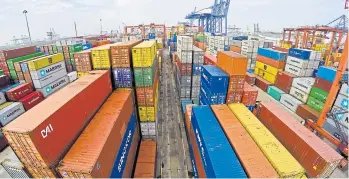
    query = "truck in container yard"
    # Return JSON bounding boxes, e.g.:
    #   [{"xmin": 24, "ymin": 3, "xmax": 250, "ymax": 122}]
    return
[
  {"xmin": 256, "ymin": 102, "xmax": 343, "ymax": 178},
  {"xmin": 228, "ymin": 103, "xmax": 306, "ymax": 178},
  {"xmin": 2, "ymin": 70, "xmax": 112, "ymax": 178}
]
